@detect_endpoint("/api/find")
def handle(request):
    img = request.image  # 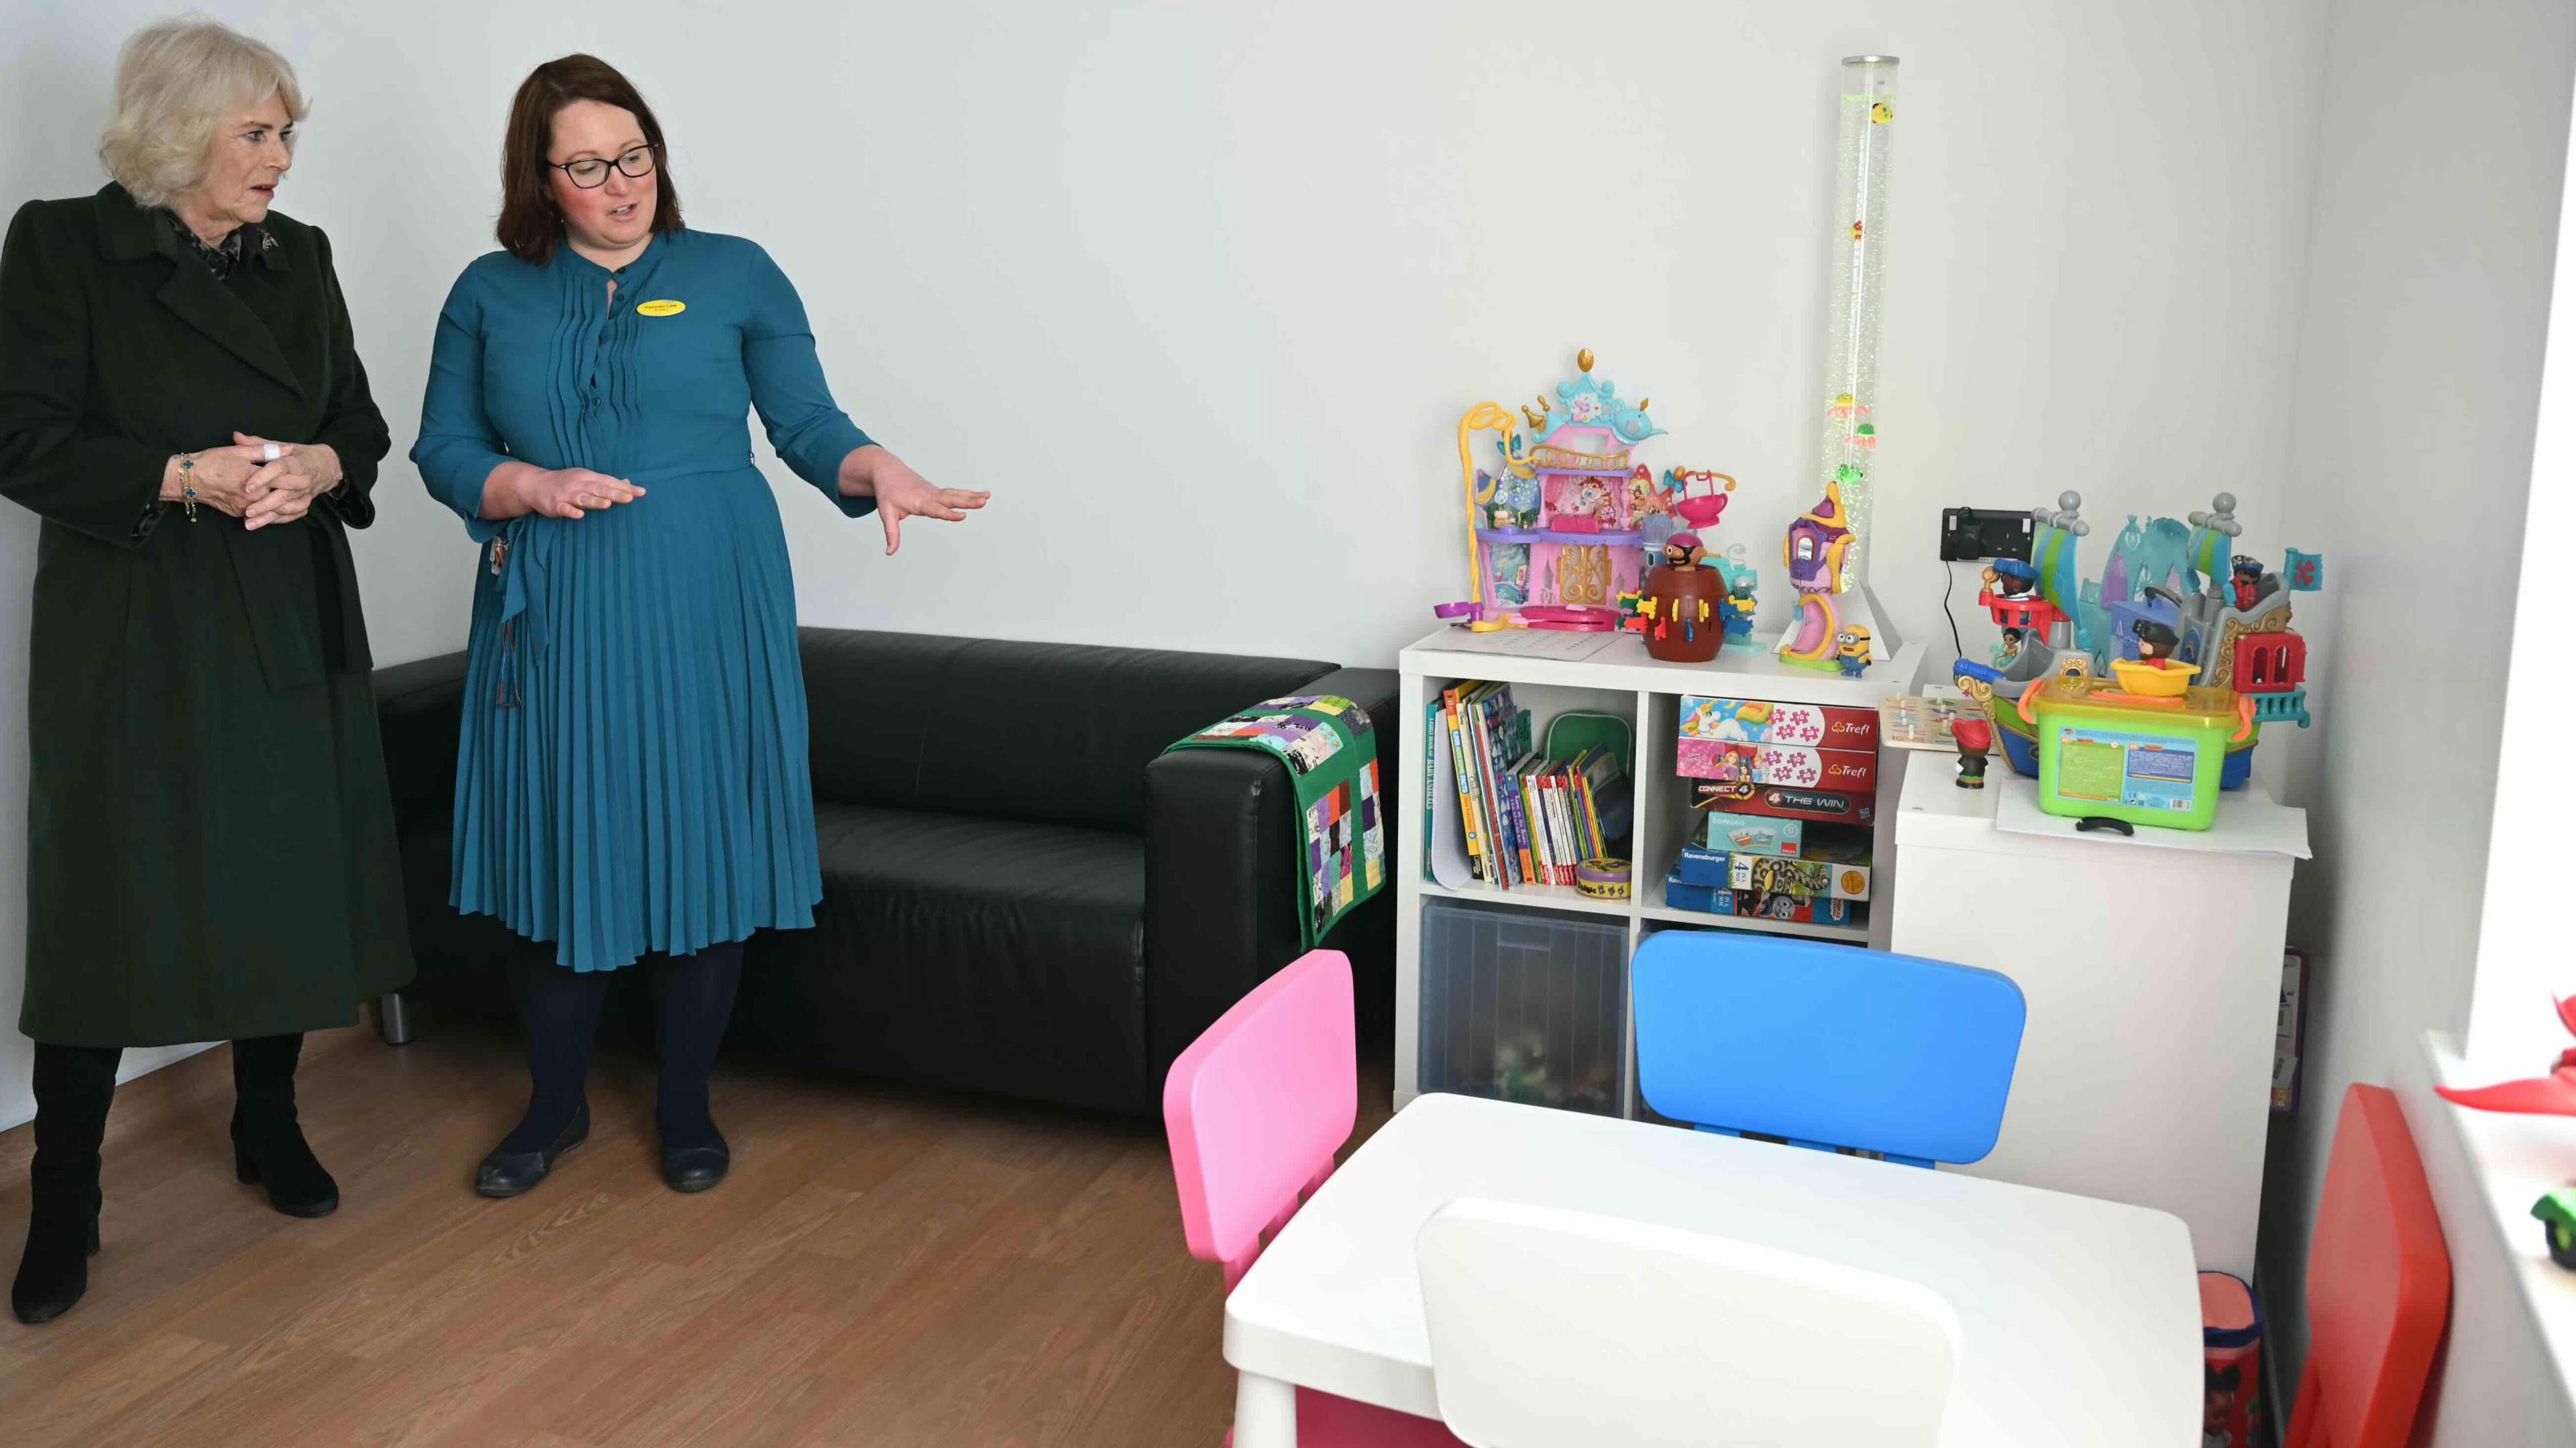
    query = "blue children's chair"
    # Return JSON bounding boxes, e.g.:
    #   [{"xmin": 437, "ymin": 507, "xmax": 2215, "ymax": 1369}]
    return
[{"xmin": 1632, "ymin": 932, "xmax": 2027, "ymax": 1168}]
